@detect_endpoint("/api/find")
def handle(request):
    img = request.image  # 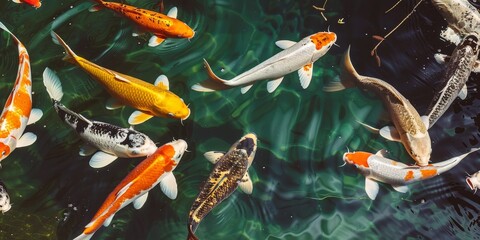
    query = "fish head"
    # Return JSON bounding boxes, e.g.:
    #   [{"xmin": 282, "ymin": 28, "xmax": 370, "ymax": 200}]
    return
[
  {"xmin": 0, "ymin": 184, "xmax": 11, "ymax": 213},
  {"xmin": 342, "ymin": 151, "xmax": 372, "ymax": 169},
  {"xmin": 0, "ymin": 138, "xmax": 15, "ymax": 161},
  {"xmin": 168, "ymin": 139, "xmax": 188, "ymax": 165},
  {"xmin": 157, "ymin": 95, "xmax": 191, "ymax": 121},
  {"xmin": 405, "ymin": 134, "xmax": 432, "ymax": 167},
  {"xmin": 230, "ymin": 133, "xmax": 257, "ymax": 167},
  {"xmin": 126, "ymin": 132, "xmax": 158, "ymax": 157},
  {"xmin": 172, "ymin": 20, "xmax": 195, "ymax": 39},
  {"xmin": 309, "ymin": 32, "xmax": 337, "ymax": 61}
]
